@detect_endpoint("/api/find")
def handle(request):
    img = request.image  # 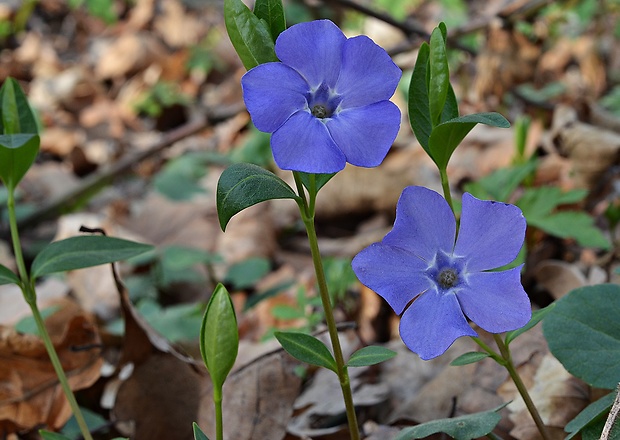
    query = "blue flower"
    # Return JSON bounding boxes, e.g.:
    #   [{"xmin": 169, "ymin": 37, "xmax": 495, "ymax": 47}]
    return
[
  {"xmin": 241, "ymin": 20, "xmax": 401, "ymax": 173},
  {"xmin": 352, "ymin": 186, "xmax": 531, "ymax": 360}
]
